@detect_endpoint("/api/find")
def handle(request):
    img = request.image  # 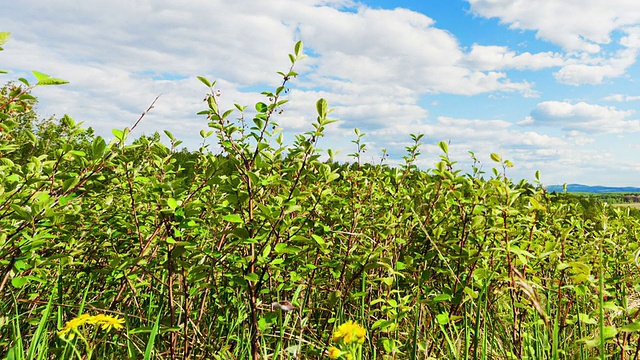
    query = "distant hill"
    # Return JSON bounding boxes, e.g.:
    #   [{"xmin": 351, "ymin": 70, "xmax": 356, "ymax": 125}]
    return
[{"xmin": 546, "ymin": 184, "xmax": 640, "ymax": 193}]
